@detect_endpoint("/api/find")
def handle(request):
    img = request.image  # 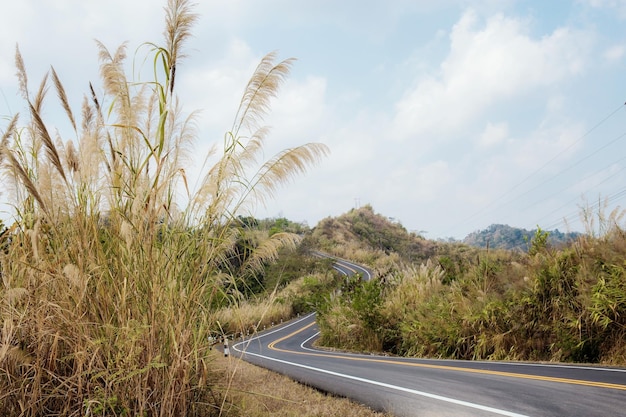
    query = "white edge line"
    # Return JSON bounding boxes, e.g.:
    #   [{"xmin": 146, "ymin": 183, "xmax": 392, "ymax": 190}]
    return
[
  {"xmin": 237, "ymin": 321, "xmax": 528, "ymax": 416},
  {"xmin": 291, "ymin": 279, "xmax": 624, "ymax": 374},
  {"xmin": 336, "ymin": 259, "xmax": 372, "ymax": 280},
  {"xmin": 314, "ymin": 252, "xmax": 372, "ymax": 280},
  {"xmin": 232, "ymin": 313, "xmax": 316, "ymax": 352},
  {"xmin": 318, "ymin": 254, "xmax": 624, "ymax": 373},
  {"xmin": 232, "ymin": 257, "xmax": 621, "ymax": 416},
  {"xmin": 236, "ymin": 344, "xmax": 529, "ymax": 417},
  {"xmin": 300, "ymin": 331, "xmax": 320, "ymax": 352}
]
